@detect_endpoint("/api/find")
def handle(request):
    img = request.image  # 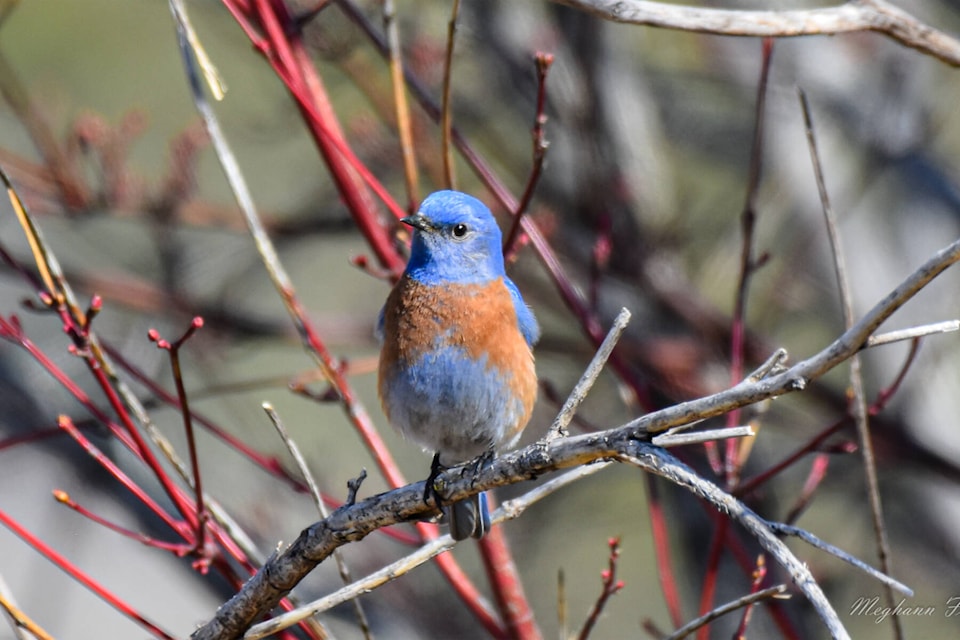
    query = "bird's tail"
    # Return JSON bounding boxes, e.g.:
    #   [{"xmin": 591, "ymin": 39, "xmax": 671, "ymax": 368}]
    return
[{"xmin": 446, "ymin": 491, "xmax": 491, "ymax": 540}]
